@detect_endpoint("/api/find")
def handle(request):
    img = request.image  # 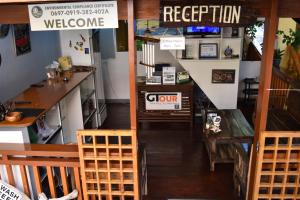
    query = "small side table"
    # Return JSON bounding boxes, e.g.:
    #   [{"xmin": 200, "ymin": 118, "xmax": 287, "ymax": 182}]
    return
[{"xmin": 243, "ymin": 78, "xmax": 259, "ymax": 103}]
